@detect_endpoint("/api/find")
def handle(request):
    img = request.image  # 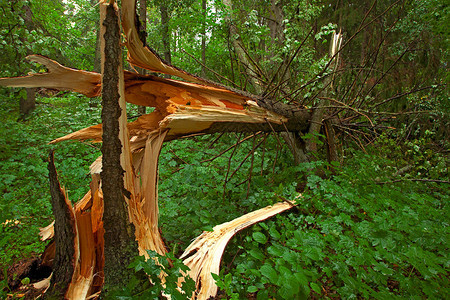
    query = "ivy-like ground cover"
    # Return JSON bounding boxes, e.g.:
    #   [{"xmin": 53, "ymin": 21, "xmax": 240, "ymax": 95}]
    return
[
  {"xmin": 0, "ymin": 92, "xmax": 101, "ymax": 282},
  {"xmin": 215, "ymin": 157, "xmax": 449, "ymax": 299},
  {"xmin": 0, "ymin": 93, "xmax": 448, "ymax": 298}
]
